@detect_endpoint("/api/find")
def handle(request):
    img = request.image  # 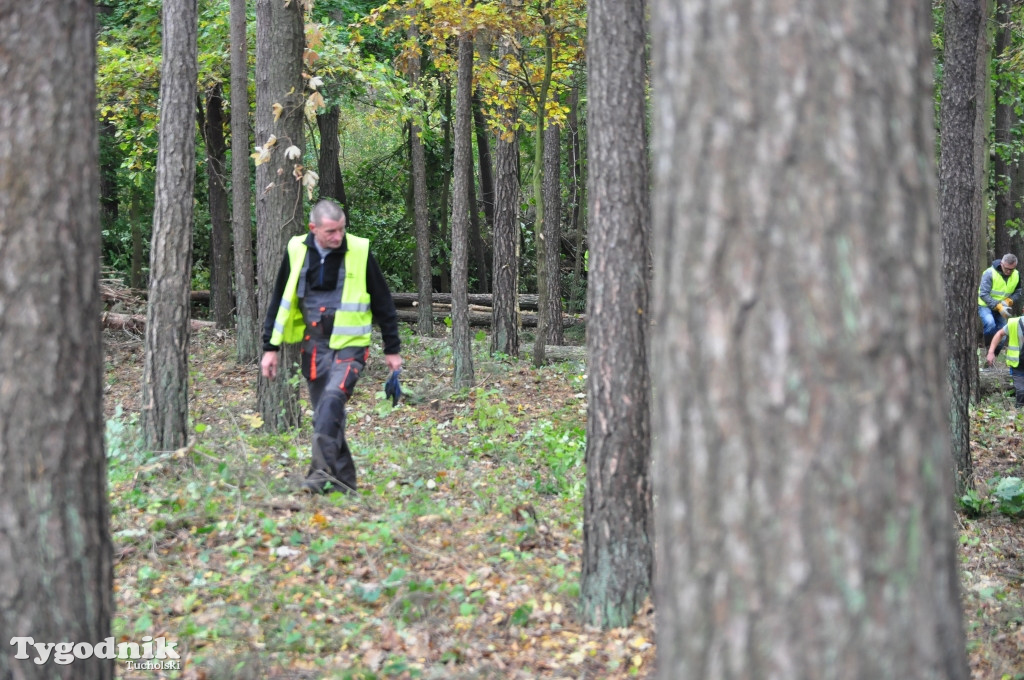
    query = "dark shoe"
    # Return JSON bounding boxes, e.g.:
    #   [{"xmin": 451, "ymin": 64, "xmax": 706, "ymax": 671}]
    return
[{"xmin": 299, "ymin": 470, "xmax": 354, "ymax": 495}]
